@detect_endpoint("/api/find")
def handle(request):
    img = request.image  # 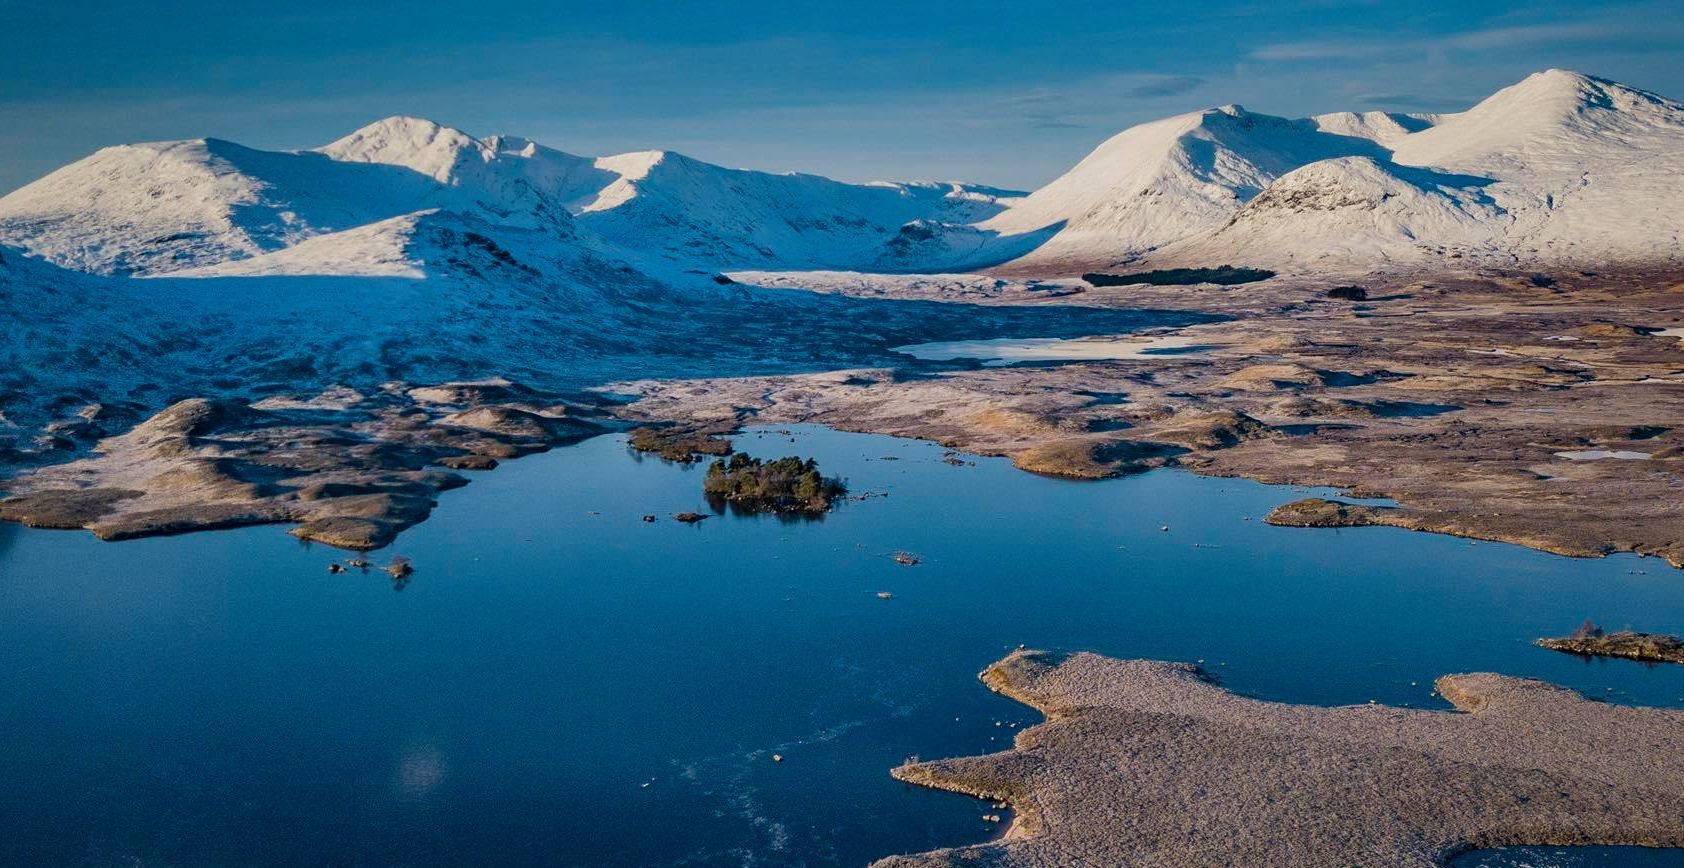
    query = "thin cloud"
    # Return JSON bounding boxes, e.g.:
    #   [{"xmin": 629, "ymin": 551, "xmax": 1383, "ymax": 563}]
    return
[
  {"xmin": 1251, "ymin": 16, "xmax": 1684, "ymax": 62},
  {"xmin": 1123, "ymin": 75, "xmax": 1206, "ymax": 98}
]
